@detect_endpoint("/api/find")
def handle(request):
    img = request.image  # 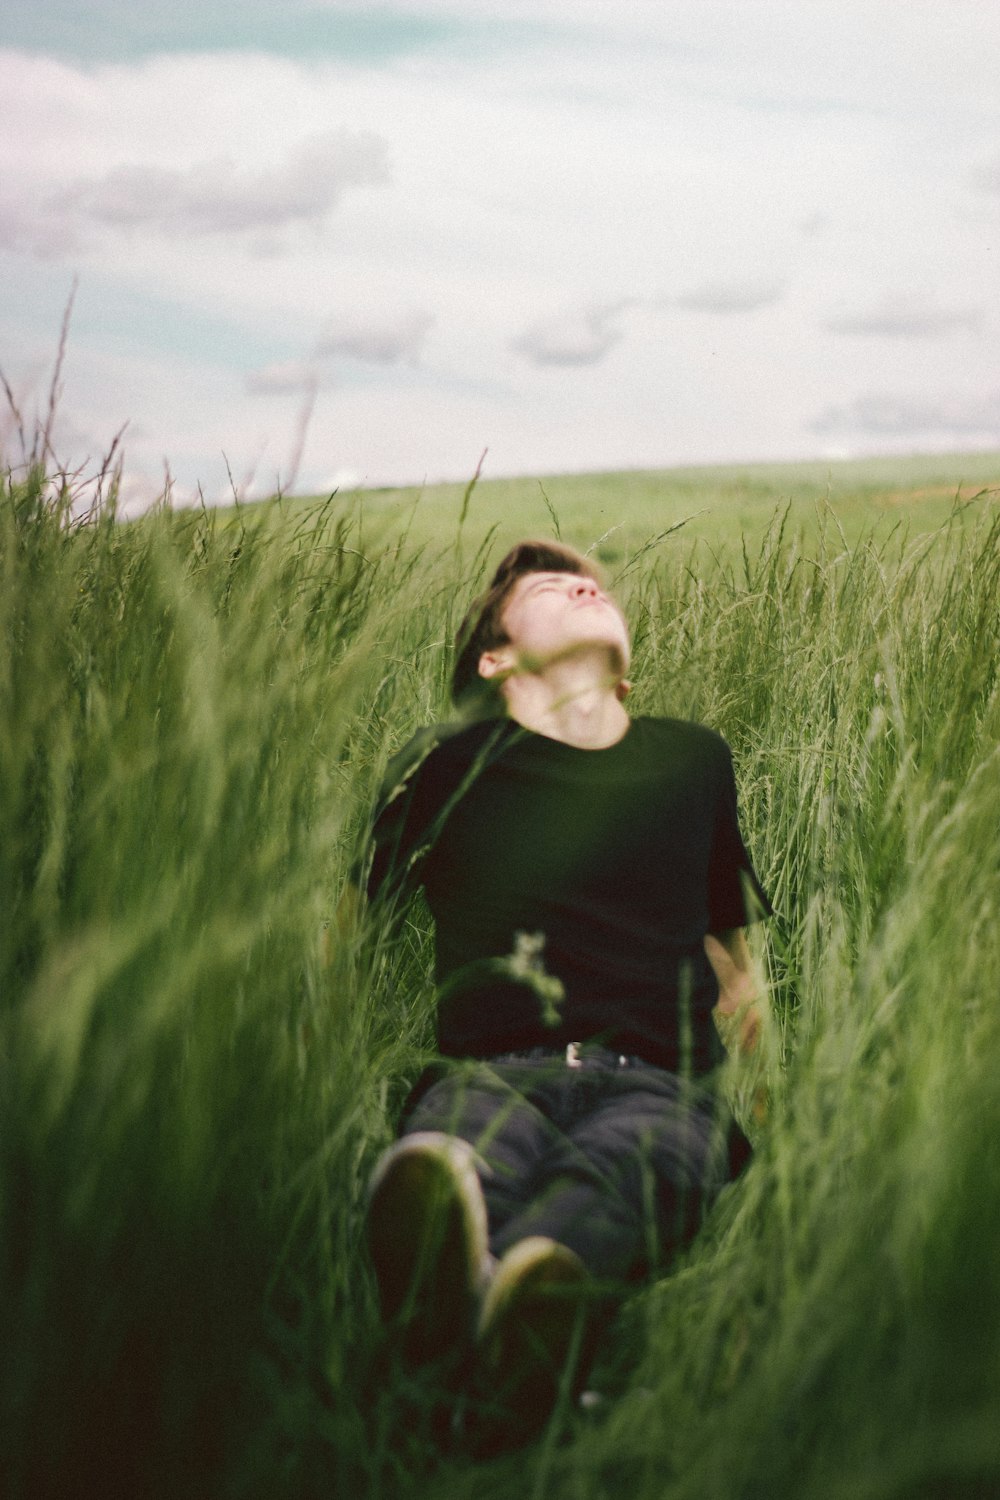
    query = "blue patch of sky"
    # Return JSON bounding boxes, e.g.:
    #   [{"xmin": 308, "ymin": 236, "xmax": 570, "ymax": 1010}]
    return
[
  {"xmin": 0, "ymin": 2, "xmax": 484, "ymax": 64},
  {"xmin": 77, "ymin": 288, "xmax": 297, "ymax": 371},
  {"xmin": 1, "ymin": 257, "xmax": 295, "ymax": 371}
]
